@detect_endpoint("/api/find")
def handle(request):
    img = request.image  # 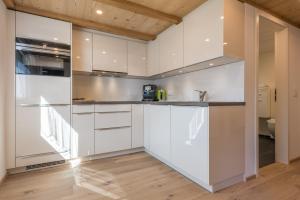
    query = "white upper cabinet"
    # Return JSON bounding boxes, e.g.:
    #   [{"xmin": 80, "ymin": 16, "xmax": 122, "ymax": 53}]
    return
[
  {"xmin": 147, "ymin": 39, "xmax": 160, "ymax": 76},
  {"xmin": 159, "ymin": 23, "xmax": 184, "ymax": 73},
  {"xmin": 128, "ymin": 41, "xmax": 147, "ymax": 76},
  {"xmin": 183, "ymin": 0, "xmax": 244, "ymax": 67},
  {"xmin": 72, "ymin": 29, "xmax": 92, "ymax": 72},
  {"xmin": 93, "ymin": 34, "xmax": 127, "ymax": 73},
  {"xmin": 16, "ymin": 12, "xmax": 71, "ymax": 44}
]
